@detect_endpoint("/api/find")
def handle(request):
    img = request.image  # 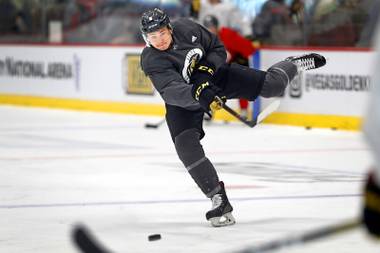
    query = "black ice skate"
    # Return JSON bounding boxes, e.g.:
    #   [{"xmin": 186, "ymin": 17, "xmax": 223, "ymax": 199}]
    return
[
  {"xmin": 285, "ymin": 53, "xmax": 326, "ymax": 71},
  {"xmin": 206, "ymin": 181, "xmax": 235, "ymax": 227}
]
